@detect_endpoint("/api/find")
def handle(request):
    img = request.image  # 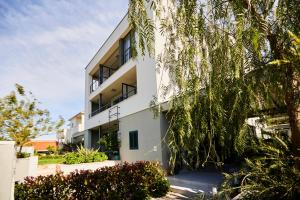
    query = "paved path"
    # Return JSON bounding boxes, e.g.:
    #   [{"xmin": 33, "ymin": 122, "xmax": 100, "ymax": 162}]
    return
[{"xmin": 167, "ymin": 169, "xmax": 223, "ymax": 198}]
